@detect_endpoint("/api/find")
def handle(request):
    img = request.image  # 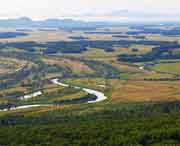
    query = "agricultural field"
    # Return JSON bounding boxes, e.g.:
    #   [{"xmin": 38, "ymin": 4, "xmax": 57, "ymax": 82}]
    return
[
  {"xmin": 152, "ymin": 61, "xmax": 180, "ymax": 75},
  {"xmin": 0, "ymin": 57, "xmax": 27, "ymax": 75}
]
